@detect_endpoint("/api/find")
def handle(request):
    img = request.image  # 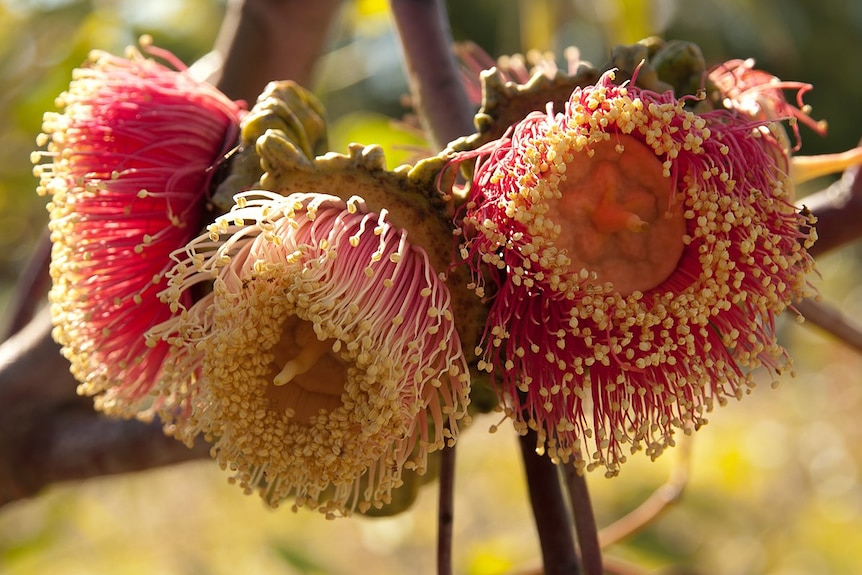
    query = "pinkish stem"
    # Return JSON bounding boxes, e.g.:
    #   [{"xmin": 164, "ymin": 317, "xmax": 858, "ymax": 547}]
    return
[
  {"xmin": 389, "ymin": 0, "xmax": 475, "ymax": 149},
  {"xmin": 210, "ymin": 0, "xmax": 343, "ymax": 103},
  {"xmin": 387, "ymin": 3, "xmax": 475, "ymax": 572},
  {"xmin": 519, "ymin": 430, "xmax": 582, "ymax": 575}
]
